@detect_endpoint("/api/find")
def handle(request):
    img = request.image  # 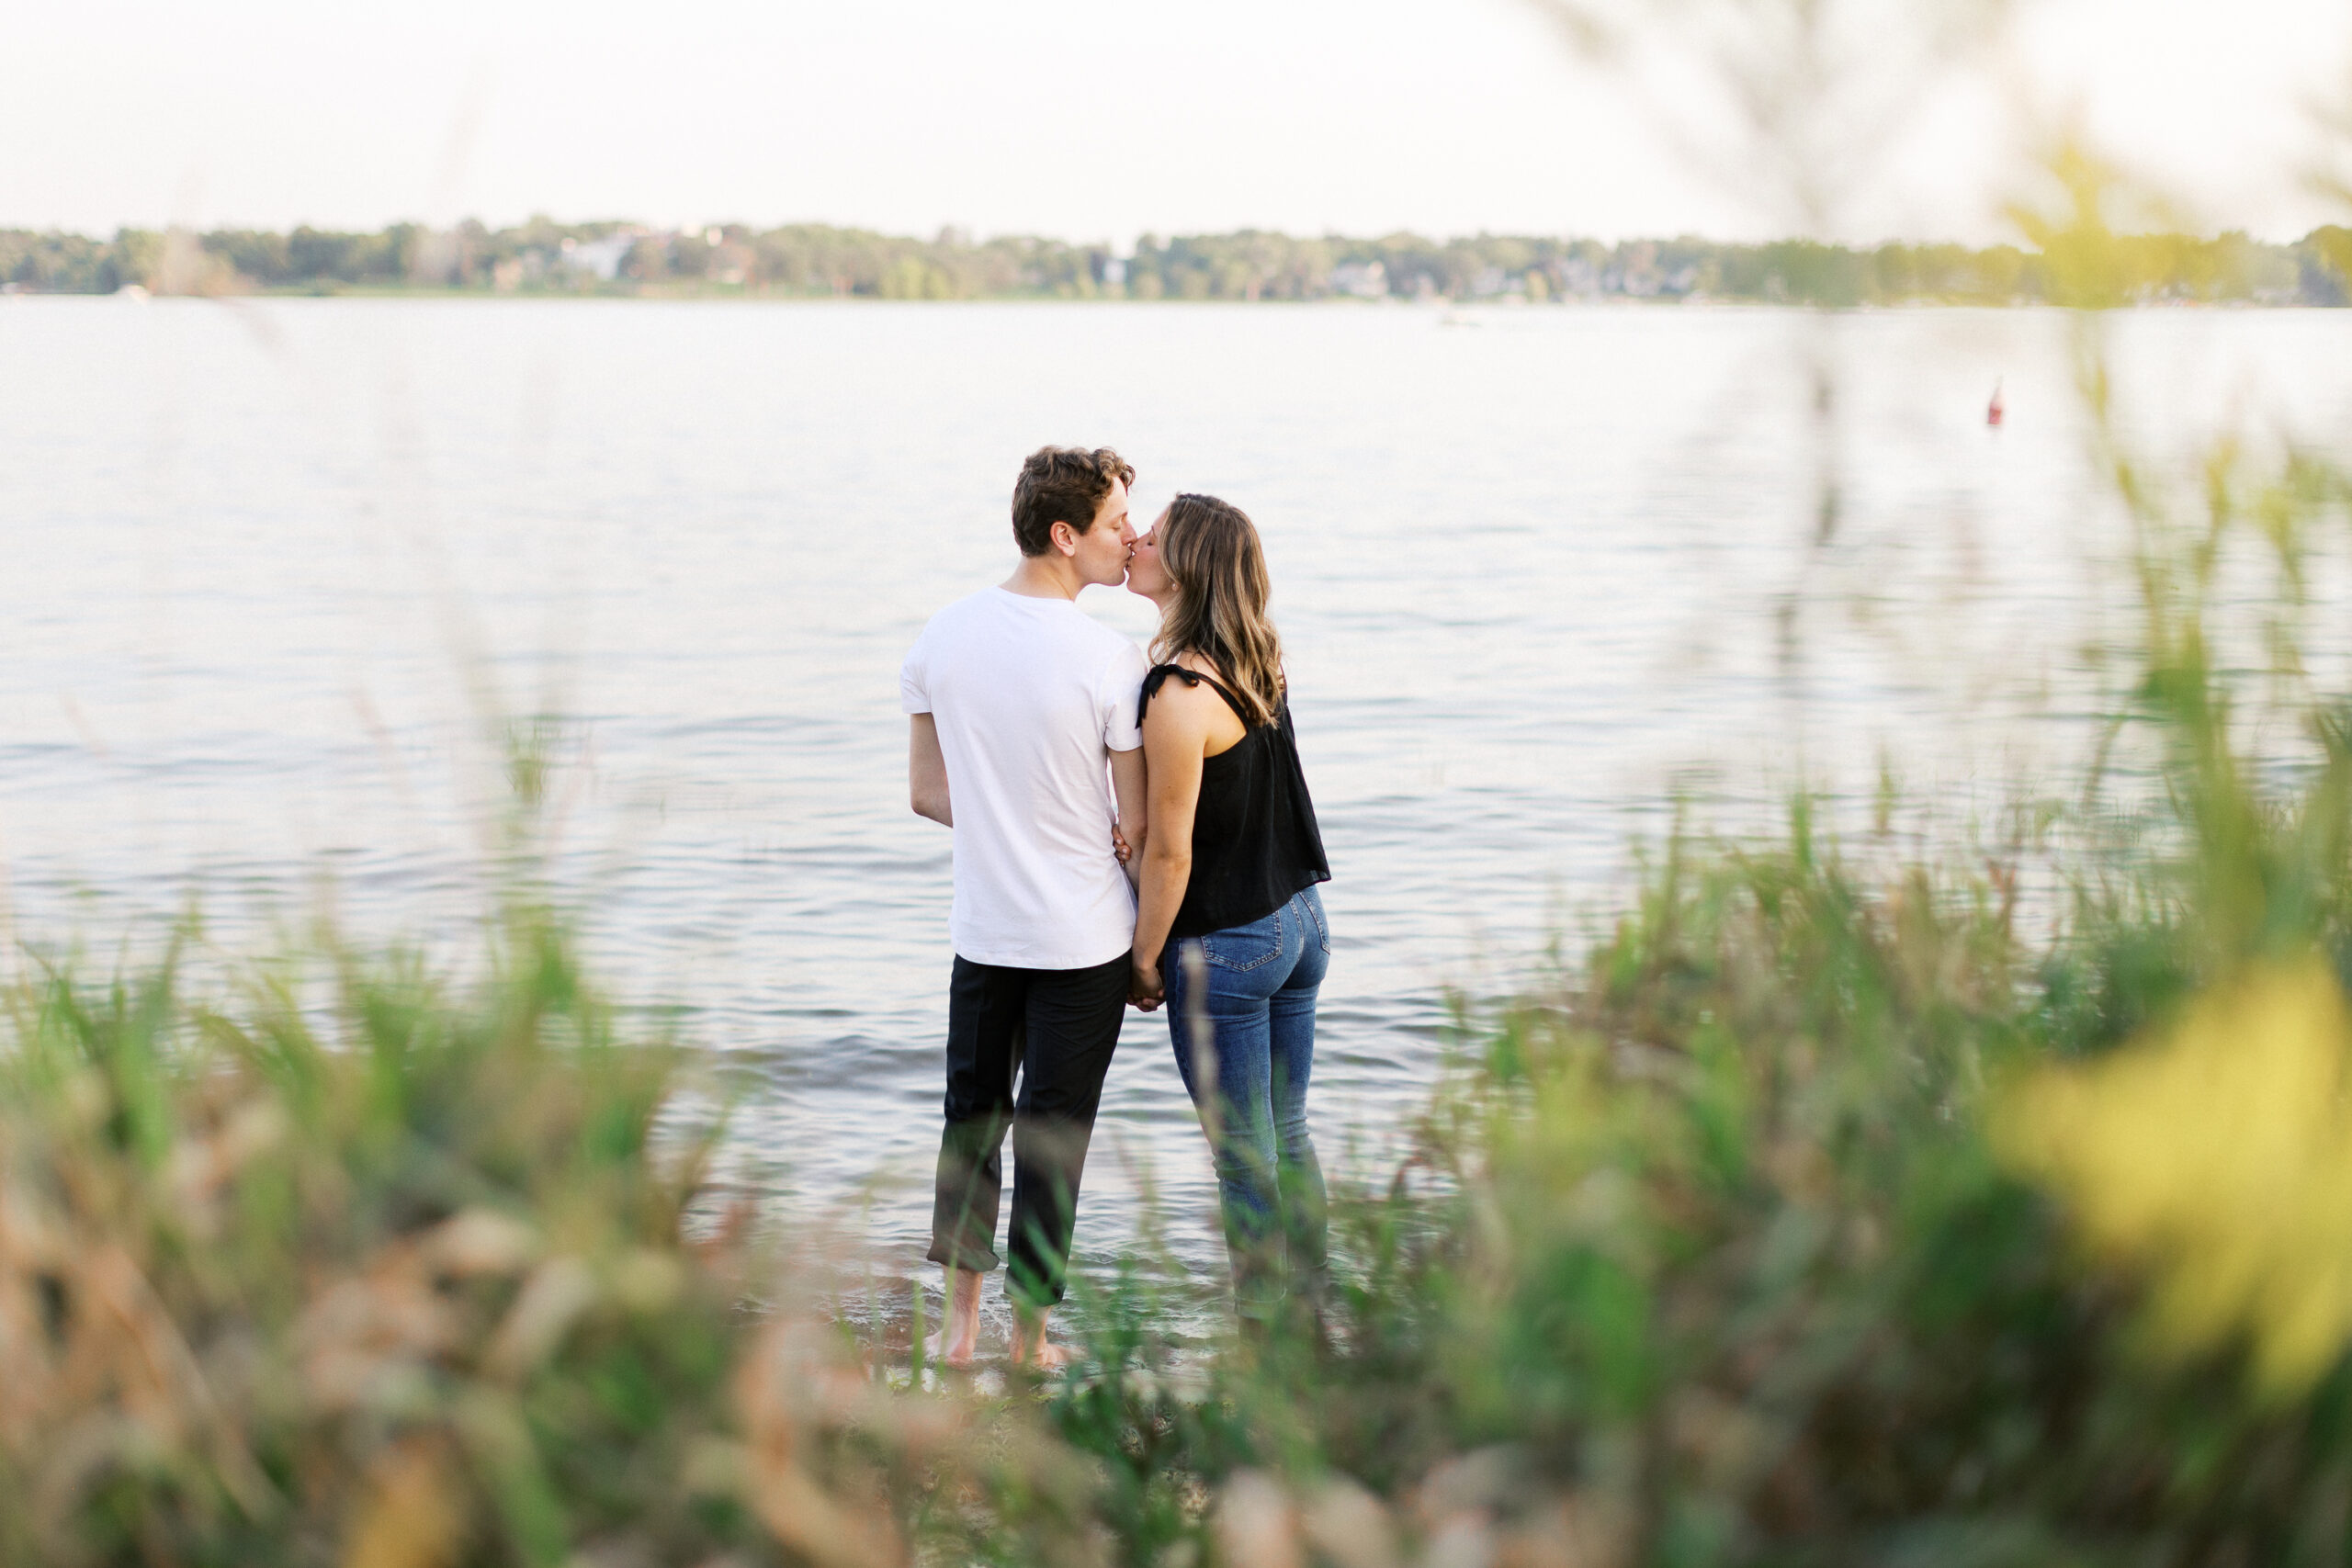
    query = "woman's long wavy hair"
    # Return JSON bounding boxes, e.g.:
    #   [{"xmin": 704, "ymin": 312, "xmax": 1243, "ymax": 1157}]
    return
[{"xmin": 1152, "ymin": 493, "xmax": 1283, "ymax": 726}]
